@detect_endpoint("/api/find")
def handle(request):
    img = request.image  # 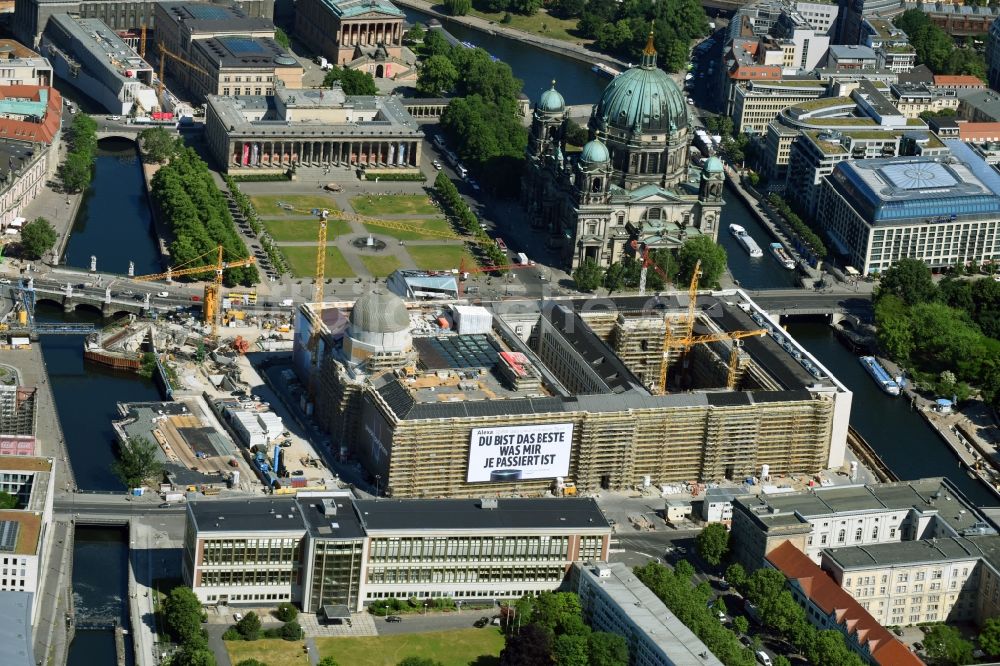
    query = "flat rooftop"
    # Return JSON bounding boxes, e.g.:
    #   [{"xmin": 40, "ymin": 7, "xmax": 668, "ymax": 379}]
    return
[
  {"xmin": 48, "ymin": 15, "xmax": 152, "ymax": 80},
  {"xmin": 354, "ymin": 497, "xmax": 611, "ymax": 532},
  {"xmin": 191, "ymin": 36, "xmax": 299, "ymax": 69},
  {"xmin": 158, "ymin": 2, "xmax": 274, "ymax": 33},
  {"xmin": 0, "ymin": 456, "xmax": 50, "ymax": 473},
  {"xmin": 0, "ymin": 512, "xmax": 40, "ymax": 555},
  {"xmin": 824, "ymin": 536, "xmax": 987, "ymax": 569},
  {"xmin": 736, "ymin": 478, "xmax": 987, "ymax": 534},
  {"xmin": 298, "ymin": 494, "xmax": 366, "ymax": 540},
  {"xmin": 189, "ymin": 498, "xmax": 305, "ymax": 533},
  {"xmin": 578, "ymin": 562, "xmax": 724, "ymax": 666},
  {"xmin": 0, "ymin": 592, "xmax": 33, "ymax": 666}
]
